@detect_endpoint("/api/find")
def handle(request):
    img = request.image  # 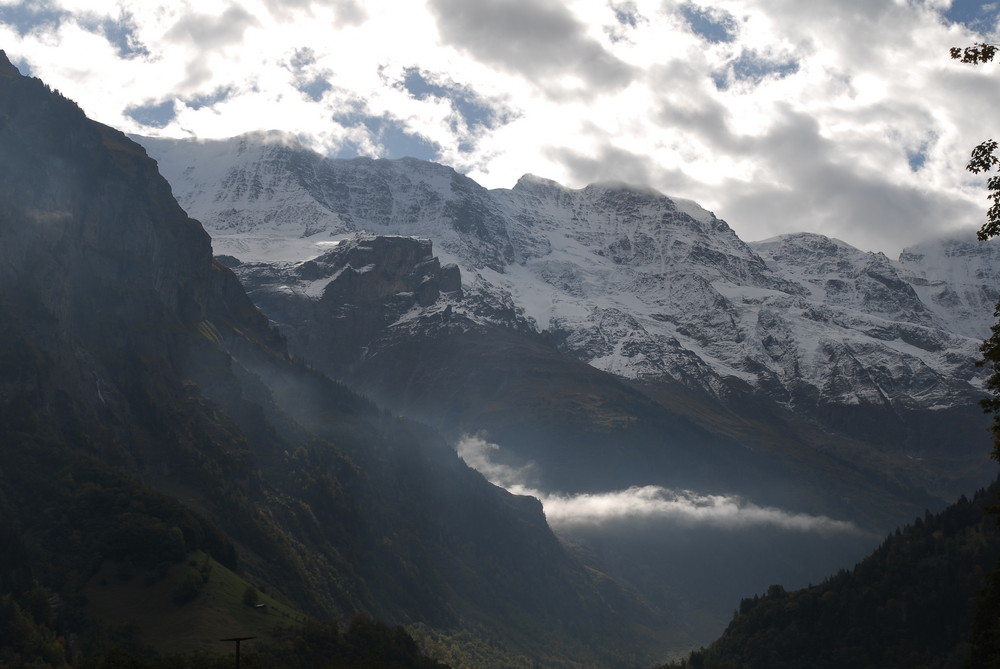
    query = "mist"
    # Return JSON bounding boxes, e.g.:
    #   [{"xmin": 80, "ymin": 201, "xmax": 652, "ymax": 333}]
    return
[{"xmin": 457, "ymin": 434, "xmax": 861, "ymax": 535}]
